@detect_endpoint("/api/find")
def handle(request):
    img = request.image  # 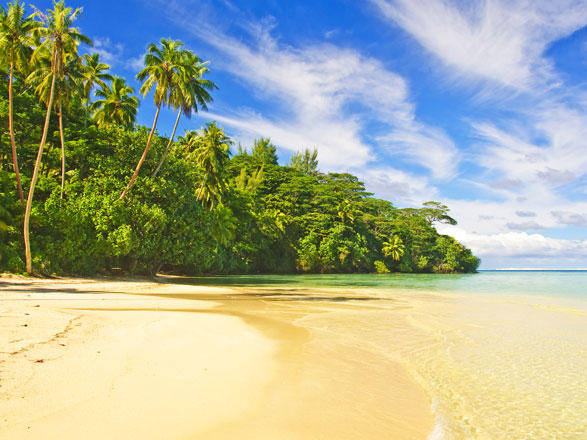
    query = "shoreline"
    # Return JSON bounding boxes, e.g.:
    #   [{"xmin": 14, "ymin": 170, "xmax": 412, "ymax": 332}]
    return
[{"xmin": 0, "ymin": 275, "xmax": 434, "ymax": 439}]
